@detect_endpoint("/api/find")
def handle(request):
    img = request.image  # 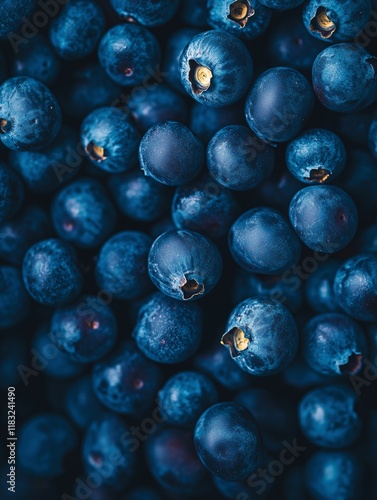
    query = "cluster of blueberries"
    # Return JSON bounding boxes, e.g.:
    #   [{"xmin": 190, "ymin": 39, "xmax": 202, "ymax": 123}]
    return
[{"xmin": 1, "ymin": 0, "xmax": 377, "ymax": 499}]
